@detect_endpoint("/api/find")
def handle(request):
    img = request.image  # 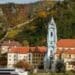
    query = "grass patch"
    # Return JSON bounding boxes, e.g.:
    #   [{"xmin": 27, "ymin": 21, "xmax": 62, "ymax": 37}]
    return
[{"xmin": 30, "ymin": 71, "xmax": 75, "ymax": 75}]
